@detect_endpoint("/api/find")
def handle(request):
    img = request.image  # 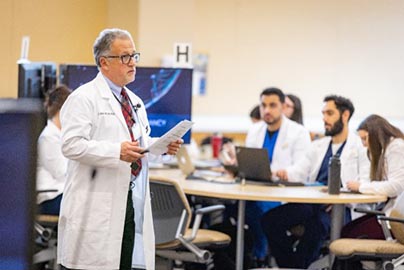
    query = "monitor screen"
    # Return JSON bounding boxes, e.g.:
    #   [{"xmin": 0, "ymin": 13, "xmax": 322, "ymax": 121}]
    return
[
  {"xmin": 18, "ymin": 62, "xmax": 57, "ymax": 99},
  {"xmin": 59, "ymin": 65, "xmax": 193, "ymax": 143},
  {"xmin": 0, "ymin": 99, "xmax": 45, "ymax": 270}
]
